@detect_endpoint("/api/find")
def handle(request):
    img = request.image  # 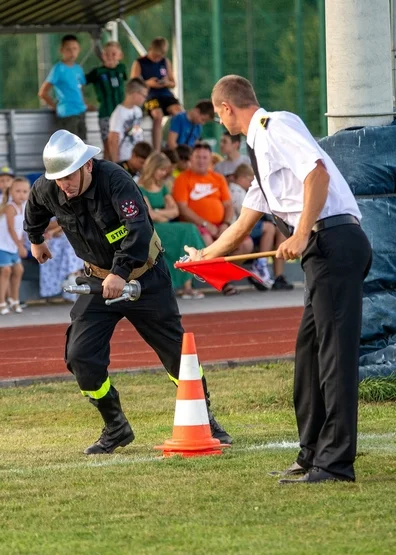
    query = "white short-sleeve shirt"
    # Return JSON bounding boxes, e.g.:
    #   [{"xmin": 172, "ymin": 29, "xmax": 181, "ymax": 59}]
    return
[
  {"xmin": 243, "ymin": 108, "xmax": 361, "ymax": 230},
  {"xmin": 109, "ymin": 104, "xmax": 144, "ymax": 162}
]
